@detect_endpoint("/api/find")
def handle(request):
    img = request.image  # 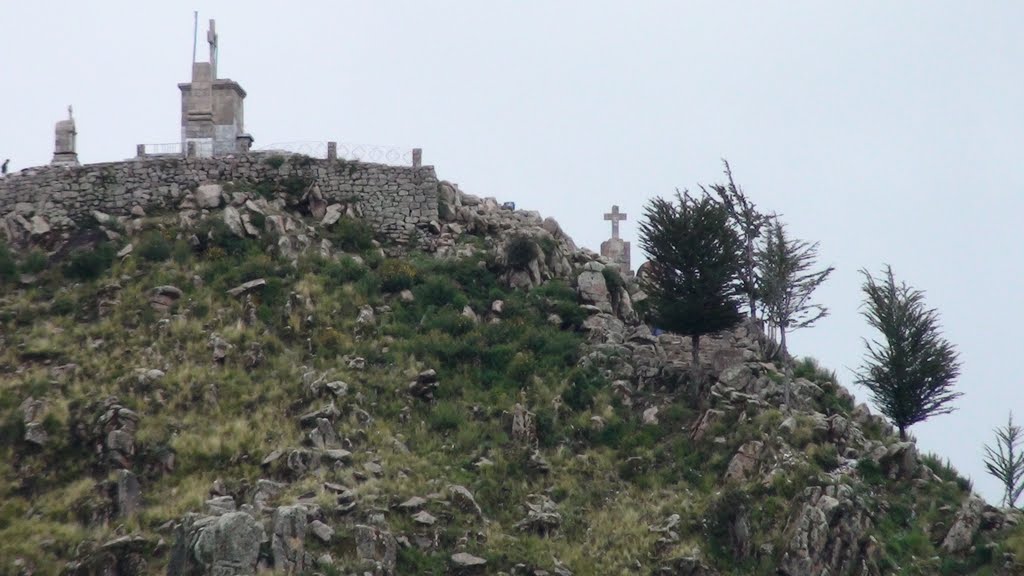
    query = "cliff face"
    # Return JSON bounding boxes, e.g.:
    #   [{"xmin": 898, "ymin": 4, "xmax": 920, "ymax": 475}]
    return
[{"xmin": 0, "ymin": 169, "xmax": 1021, "ymax": 575}]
